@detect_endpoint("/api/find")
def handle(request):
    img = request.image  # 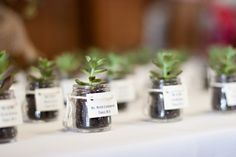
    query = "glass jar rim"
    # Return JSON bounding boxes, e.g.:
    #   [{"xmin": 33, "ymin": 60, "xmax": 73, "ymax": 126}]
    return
[{"xmin": 72, "ymin": 83, "xmax": 109, "ymax": 89}]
